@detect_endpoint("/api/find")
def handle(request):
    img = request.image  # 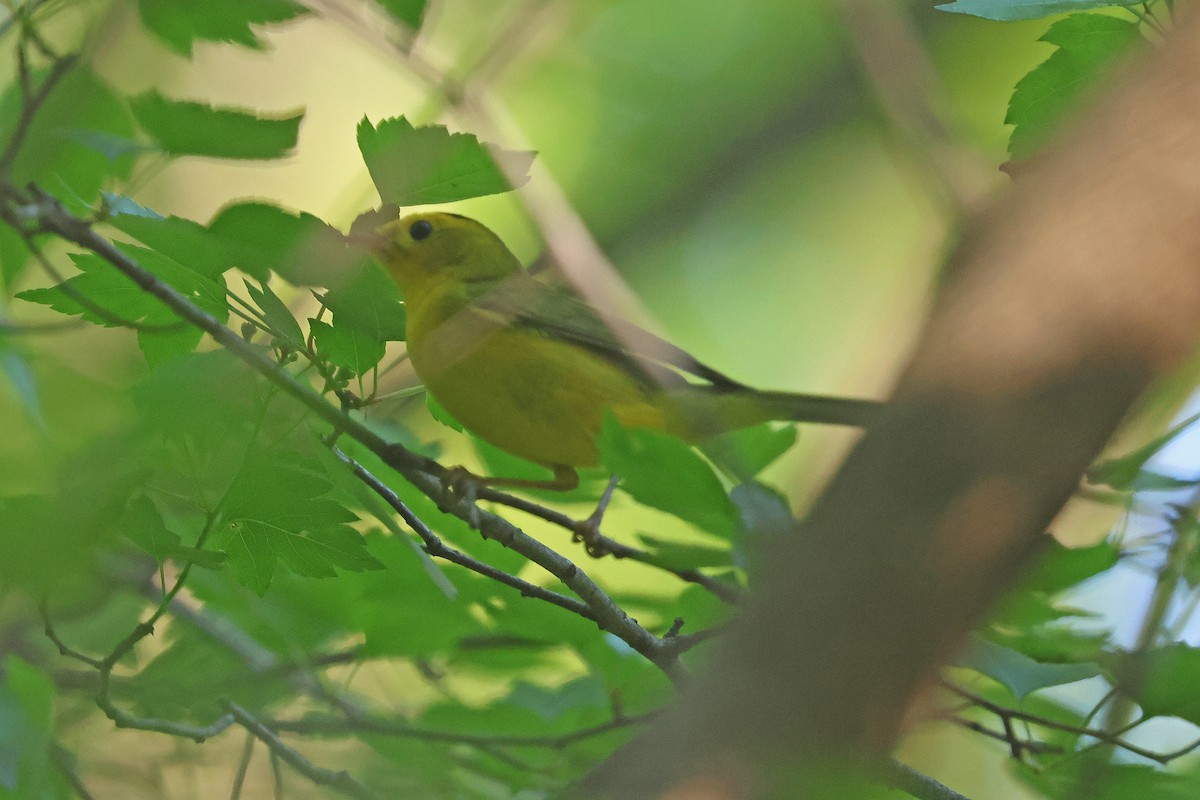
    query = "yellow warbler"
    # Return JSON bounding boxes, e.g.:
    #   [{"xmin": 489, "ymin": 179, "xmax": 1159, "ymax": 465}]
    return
[{"xmin": 367, "ymin": 212, "xmax": 879, "ymax": 489}]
